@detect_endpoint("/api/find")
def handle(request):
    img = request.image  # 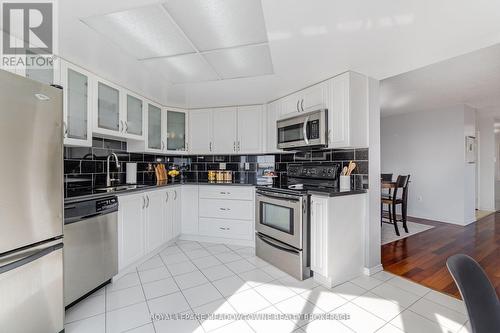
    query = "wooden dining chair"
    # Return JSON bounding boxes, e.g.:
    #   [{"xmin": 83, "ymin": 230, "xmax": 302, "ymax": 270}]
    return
[
  {"xmin": 381, "ymin": 173, "xmax": 393, "ymax": 198},
  {"xmin": 381, "ymin": 175, "xmax": 410, "ymax": 236}
]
